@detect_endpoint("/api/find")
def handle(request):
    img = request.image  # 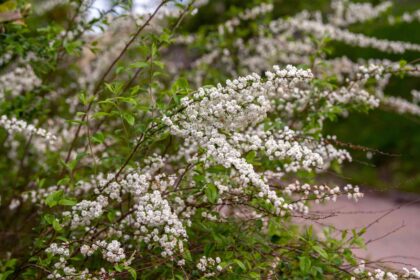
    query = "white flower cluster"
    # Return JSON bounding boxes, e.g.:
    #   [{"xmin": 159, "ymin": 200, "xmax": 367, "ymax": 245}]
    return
[
  {"xmin": 271, "ymin": 78, "xmax": 379, "ymax": 125},
  {"xmin": 231, "ymin": 126, "xmax": 326, "ymax": 172},
  {"xmin": 13, "ymin": 174, "xmax": 98, "ymax": 210},
  {"xmin": 403, "ymin": 268, "xmax": 420, "ymax": 278},
  {"xmin": 46, "ymin": 243, "xmax": 94, "ymax": 279},
  {"xmin": 285, "ymin": 181, "xmax": 363, "ymax": 214},
  {"xmin": 17, "ymin": 185, "xmax": 66, "ymax": 208},
  {"xmin": 411, "ymin": 90, "xmax": 420, "ymax": 104},
  {"xmin": 49, "ymin": 156, "xmax": 190, "ymax": 276},
  {"xmin": 196, "ymin": 256, "xmax": 222, "ymax": 277},
  {"xmin": 353, "ymin": 260, "xmax": 420, "ymax": 280},
  {"xmin": 329, "ymin": 0, "xmax": 392, "ymax": 27},
  {"xmin": 46, "ymin": 243, "xmax": 70, "ymax": 257},
  {"xmin": 388, "ymin": 10, "xmax": 420, "ymax": 25},
  {"xmin": 238, "ymin": 34, "xmax": 315, "ymax": 73},
  {"xmin": 327, "ymin": 84, "xmax": 380, "ymax": 109},
  {"xmin": 0, "ymin": 51, "xmax": 13, "ymax": 66},
  {"xmin": 124, "ymin": 190, "xmax": 187, "ymax": 257},
  {"xmin": 0, "ymin": 65, "xmax": 41, "ymax": 98},
  {"xmin": 218, "ymin": 3, "xmax": 273, "ymax": 35},
  {"xmin": 66, "ymin": 195, "xmax": 108, "ymax": 229},
  {"xmin": 163, "ymin": 65, "xmax": 314, "ymax": 215},
  {"xmin": 317, "ymin": 57, "xmax": 420, "ymax": 81},
  {"xmin": 96, "ymin": 240, "xmax": 126, "ymax": 263},
  {"xmin": 46, "ymin": 262, "xmax": 90, "ymax": 280},
  {"xmin": 0, "ymin": 115, "xmax": 57, "ymax": 145},
  {"xmin": 270, "ymin": 18, "xmax": 420, "ymax": 54},
  {"xmin": 8, "ymin": 198, "xmax": 21, "ymax": 210},
  {"xmin": 382, "ymin": 96, "xmax": 420, "ymax": 117}
]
